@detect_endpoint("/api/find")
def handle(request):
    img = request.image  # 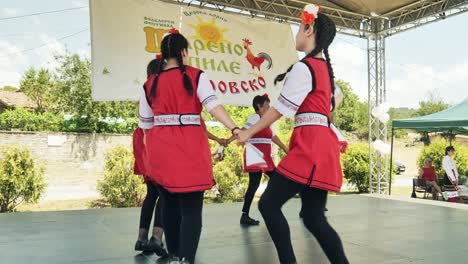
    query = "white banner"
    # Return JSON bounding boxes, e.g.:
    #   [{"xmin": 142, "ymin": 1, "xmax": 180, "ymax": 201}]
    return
[{"xmin": 90, "ymin": 0, "xmax": 298, "ymax": 106}]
